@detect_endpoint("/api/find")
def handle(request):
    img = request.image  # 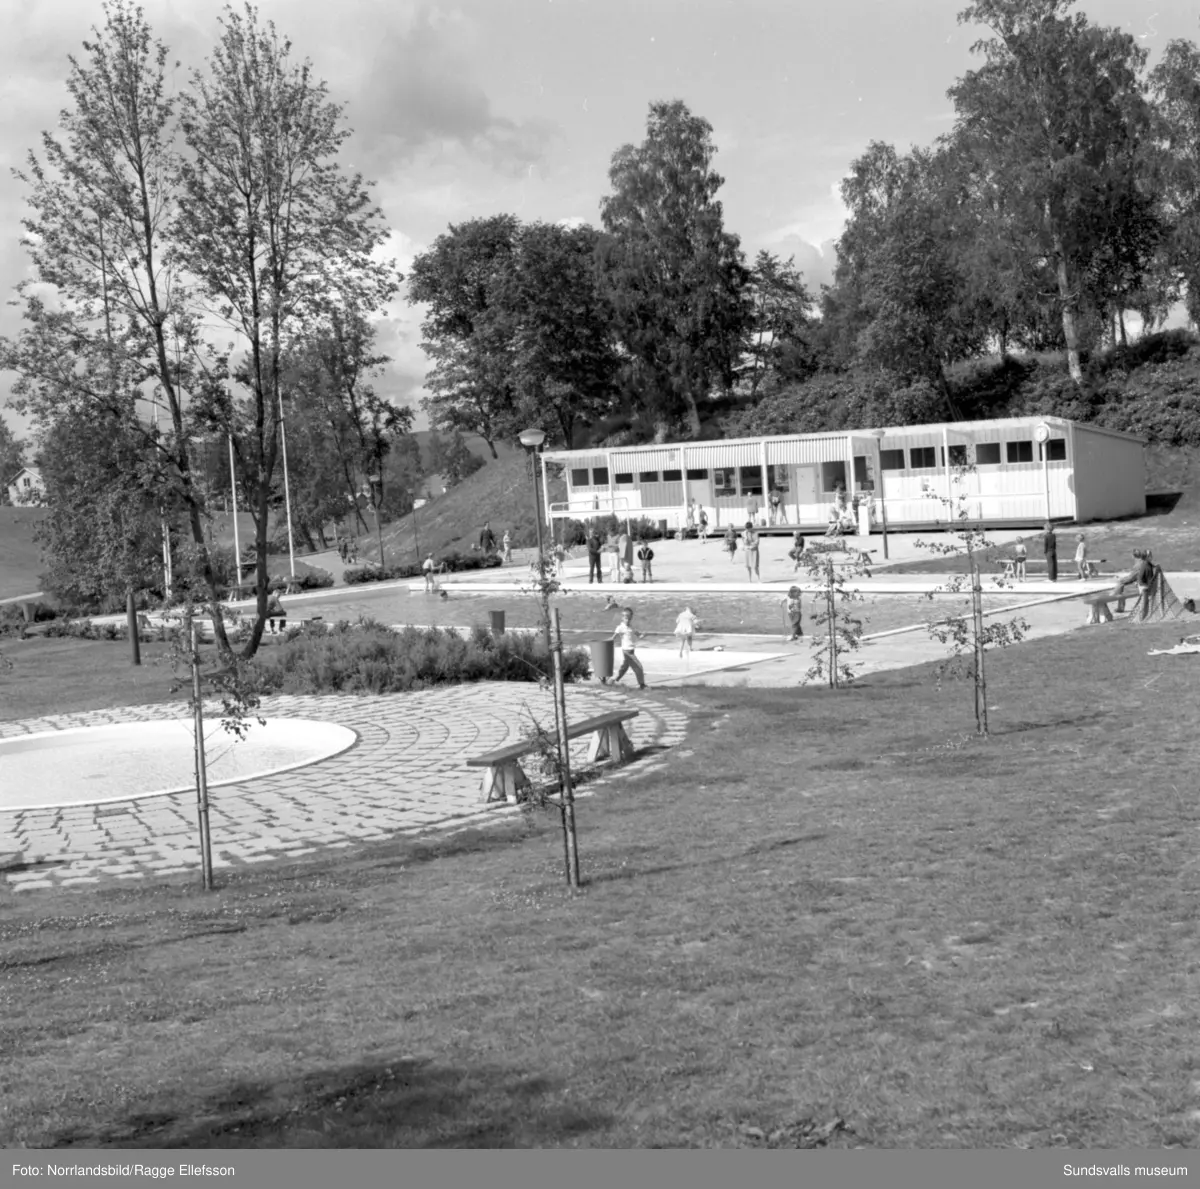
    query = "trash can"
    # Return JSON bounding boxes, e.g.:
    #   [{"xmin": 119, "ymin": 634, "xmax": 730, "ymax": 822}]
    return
[
  {"xmin": 489, "ymin": 609, "xmax": 505, "ymax": 635},
  {"xmin": 589, "ymin": 638, "xmax": 614, "ymax": 681}
]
